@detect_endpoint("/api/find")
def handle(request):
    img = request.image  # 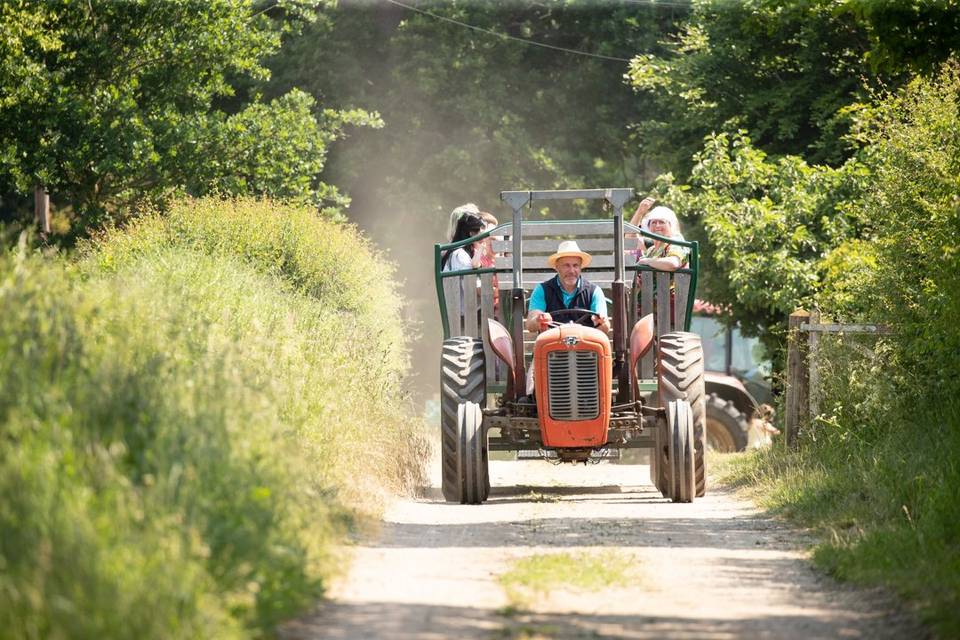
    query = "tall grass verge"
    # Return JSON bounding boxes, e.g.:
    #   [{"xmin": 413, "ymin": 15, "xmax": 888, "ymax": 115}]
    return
[
  {"xmin": 722, "ymin": 337, "xmax": 960, "ymax": 638},
  {"xmin": 0, "ymin": 198, "xmax": 428, "ymax": 638},
  {"xmin": 718, "ymin": 359, "xmax": 959, "ymax": 637}
]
